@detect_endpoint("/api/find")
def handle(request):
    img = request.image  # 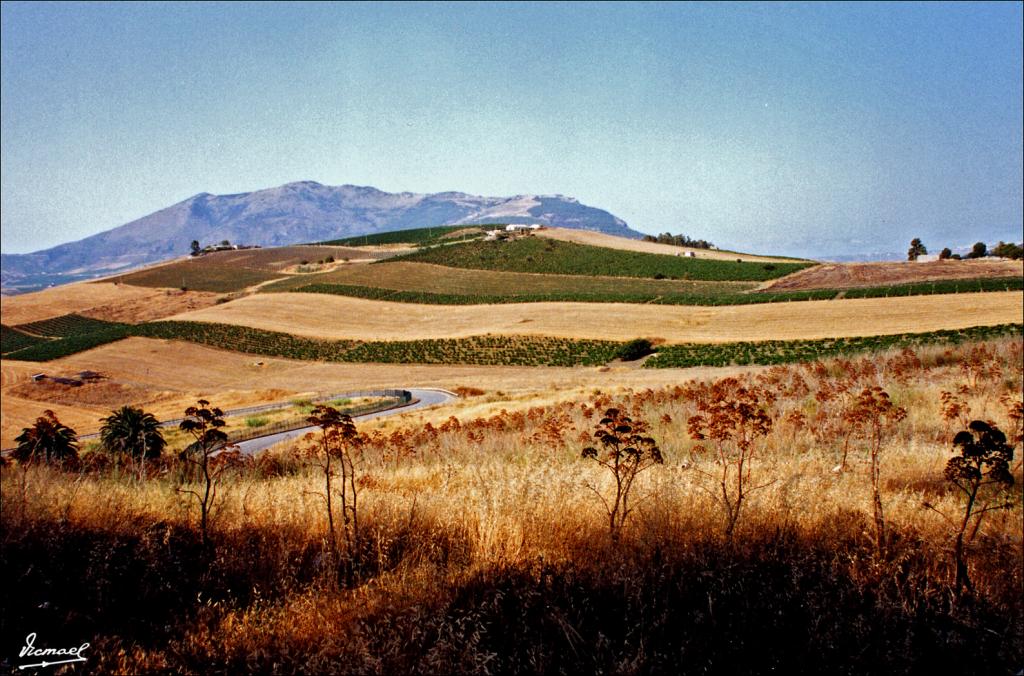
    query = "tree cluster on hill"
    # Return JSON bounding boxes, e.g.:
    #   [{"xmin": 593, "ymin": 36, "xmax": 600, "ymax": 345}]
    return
[
  {"xmin": 909, "ymin": 238, "xmax": 1022, "ymax": 261},
  {"xmin": 990, "ymin": 241, "xmax": 1023, "ymax": 260},
  {"xmin": 642, "ymin": 232, "xmax": 715, "ymax": 249}
]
